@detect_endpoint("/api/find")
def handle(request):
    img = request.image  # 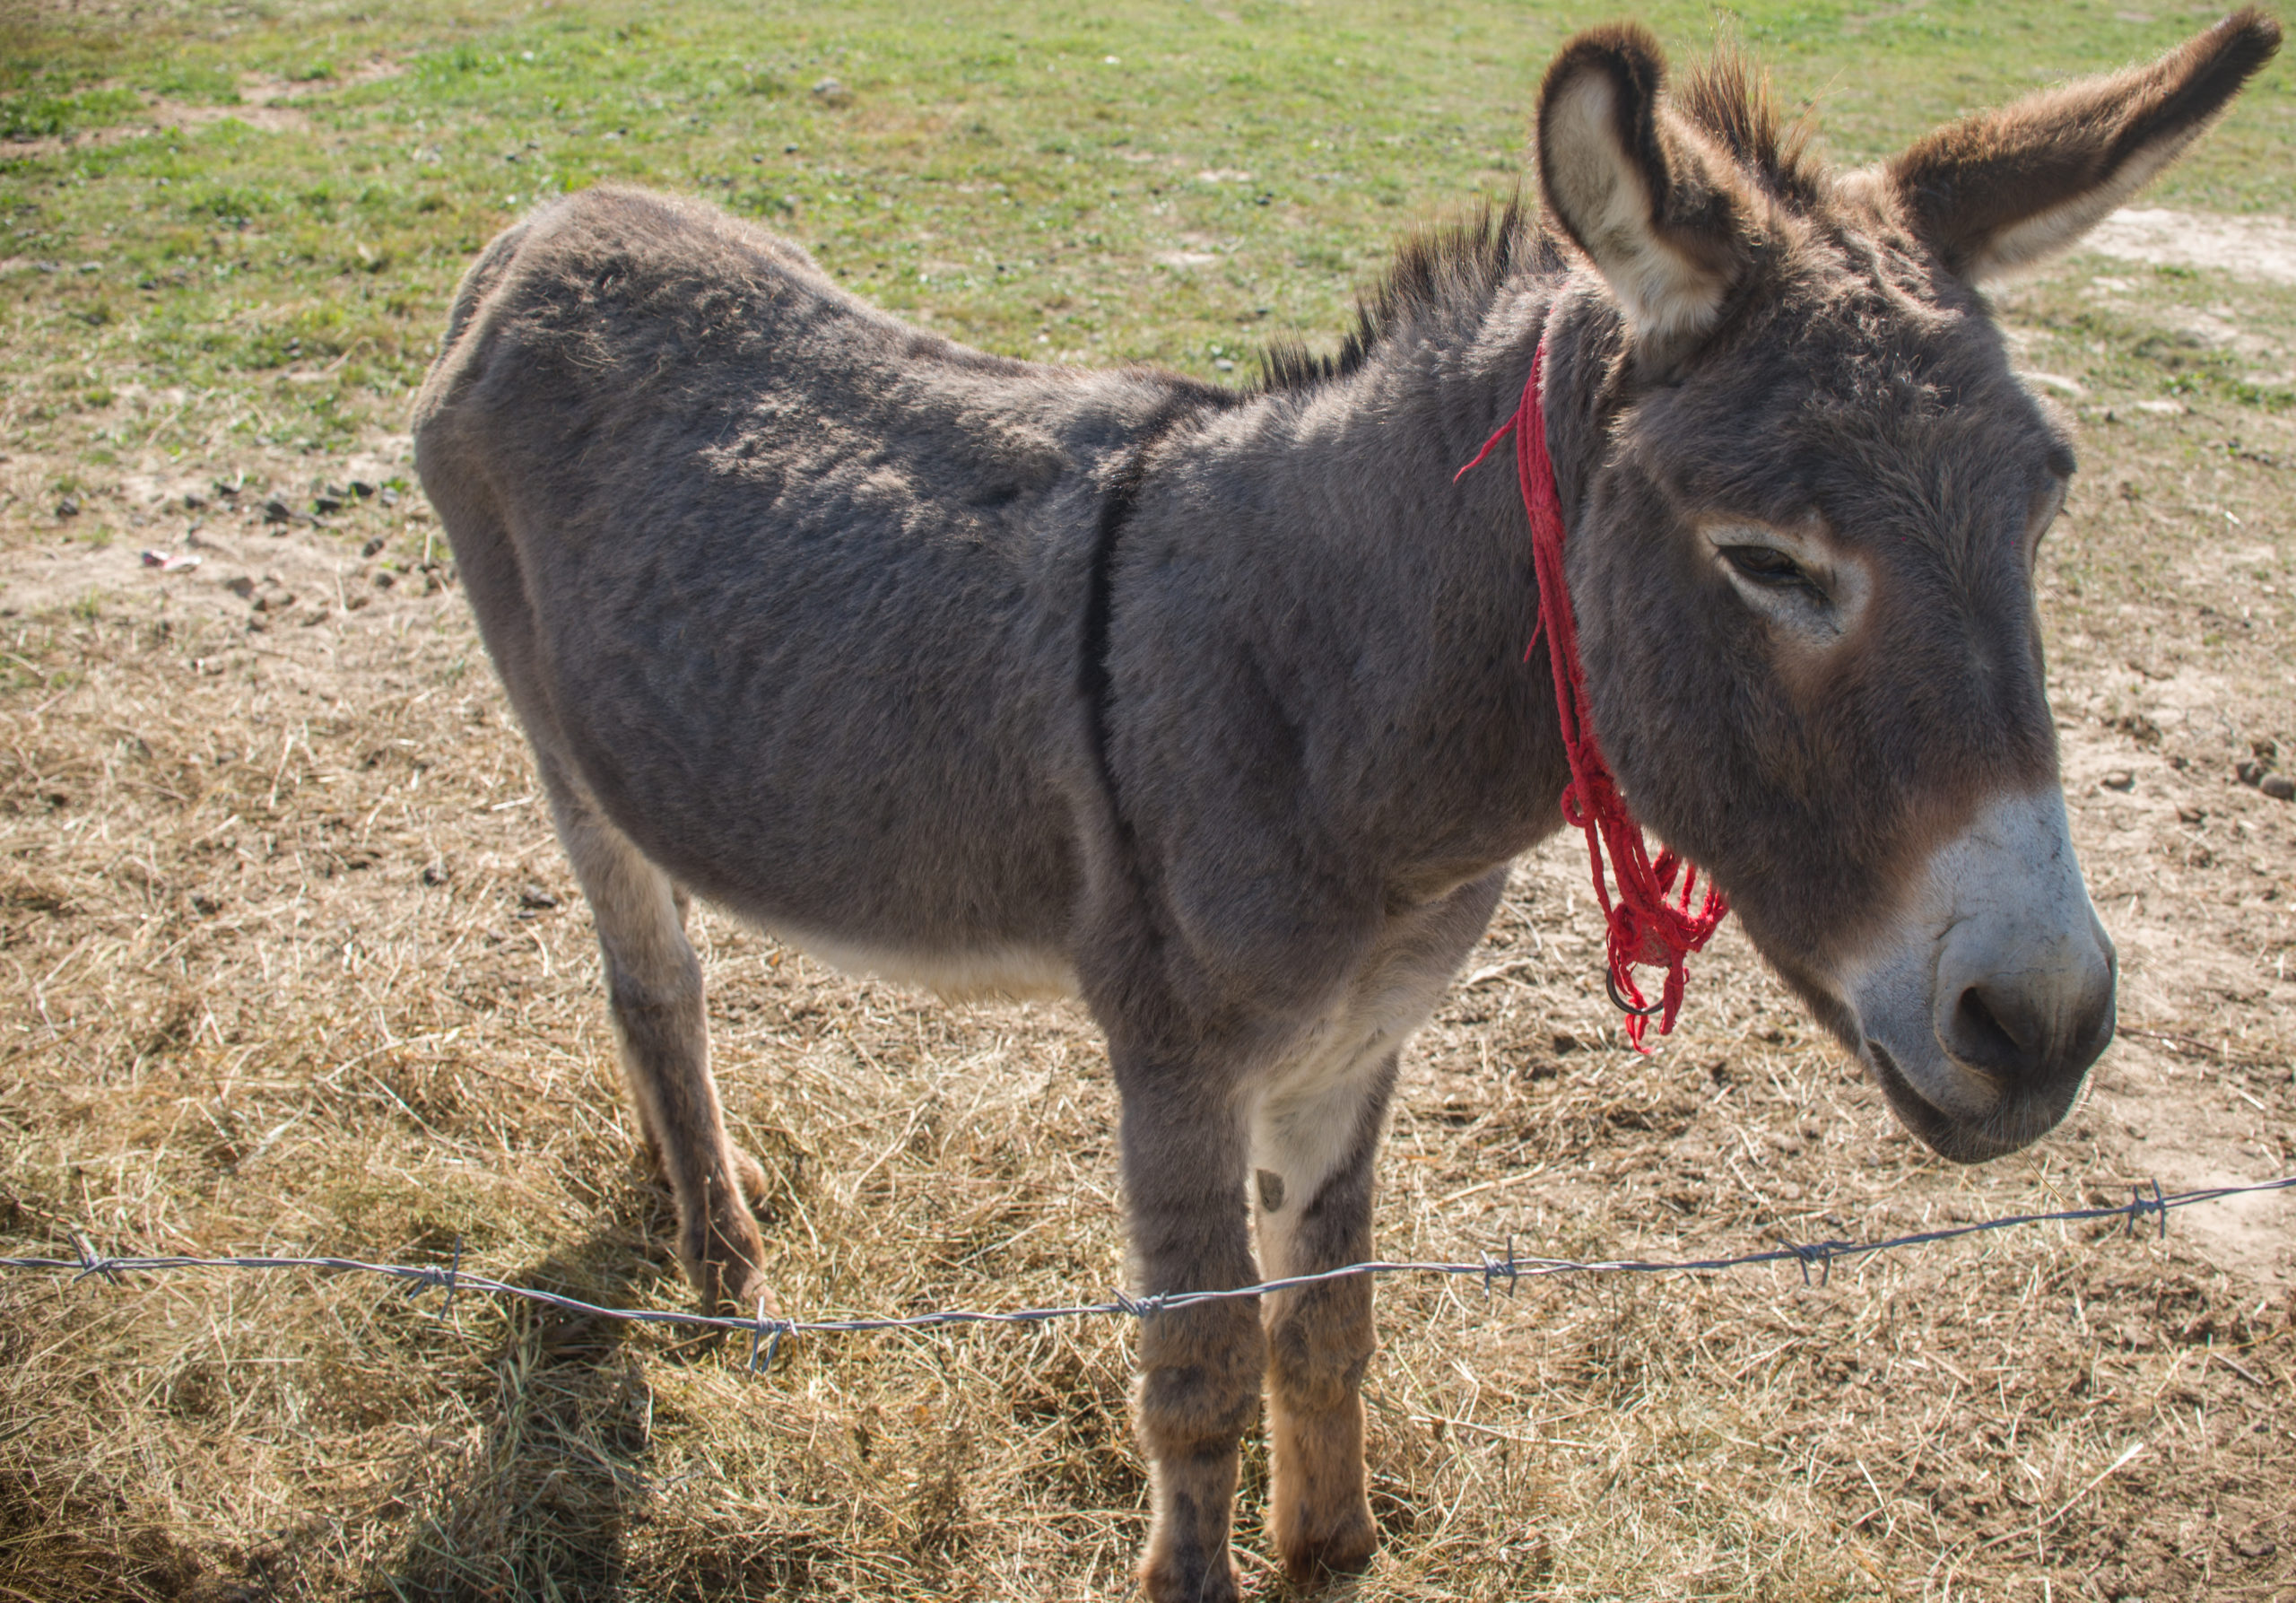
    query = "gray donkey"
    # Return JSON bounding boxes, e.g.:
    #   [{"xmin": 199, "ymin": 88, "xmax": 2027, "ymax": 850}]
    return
[{"xmin": 413, "ymin": 13, "xmax": 2278, "ymax": 1598}]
